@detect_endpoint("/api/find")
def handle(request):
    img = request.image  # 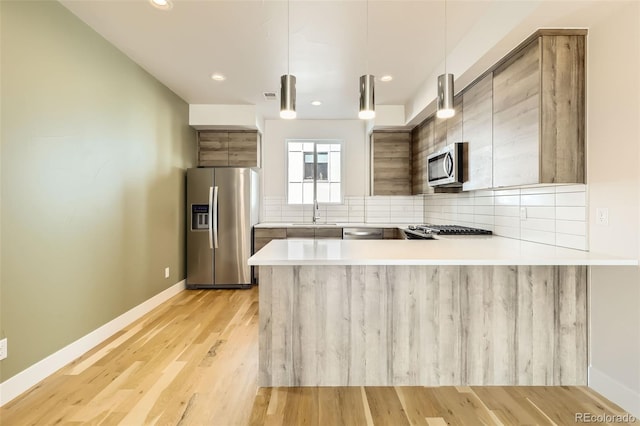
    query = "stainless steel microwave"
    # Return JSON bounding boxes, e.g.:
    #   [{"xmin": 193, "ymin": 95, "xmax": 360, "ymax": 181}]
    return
[{"xmin": 427, "ymin": 143, "xmax": 464, "ymax": 187}]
